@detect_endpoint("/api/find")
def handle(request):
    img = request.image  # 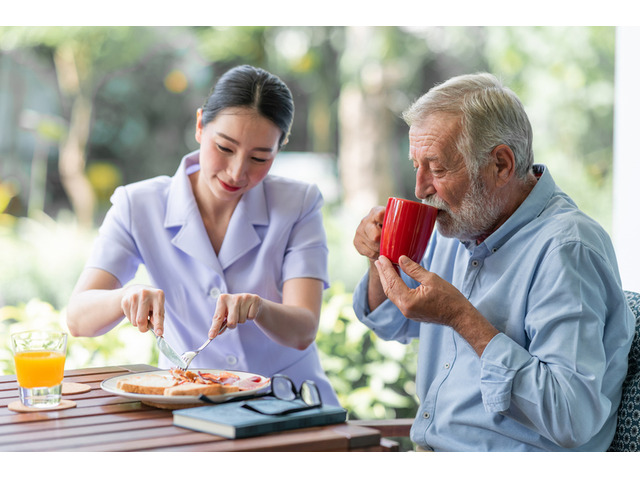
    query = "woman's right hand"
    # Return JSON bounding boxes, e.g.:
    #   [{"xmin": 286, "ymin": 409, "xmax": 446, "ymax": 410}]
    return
[
  {"xmin": 120, "ymin": 284, "xmax": 166, "ymax": 335},
  {"xmin": 353, "ymin": 206, "xmax": 385, "ymax": 262}
]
